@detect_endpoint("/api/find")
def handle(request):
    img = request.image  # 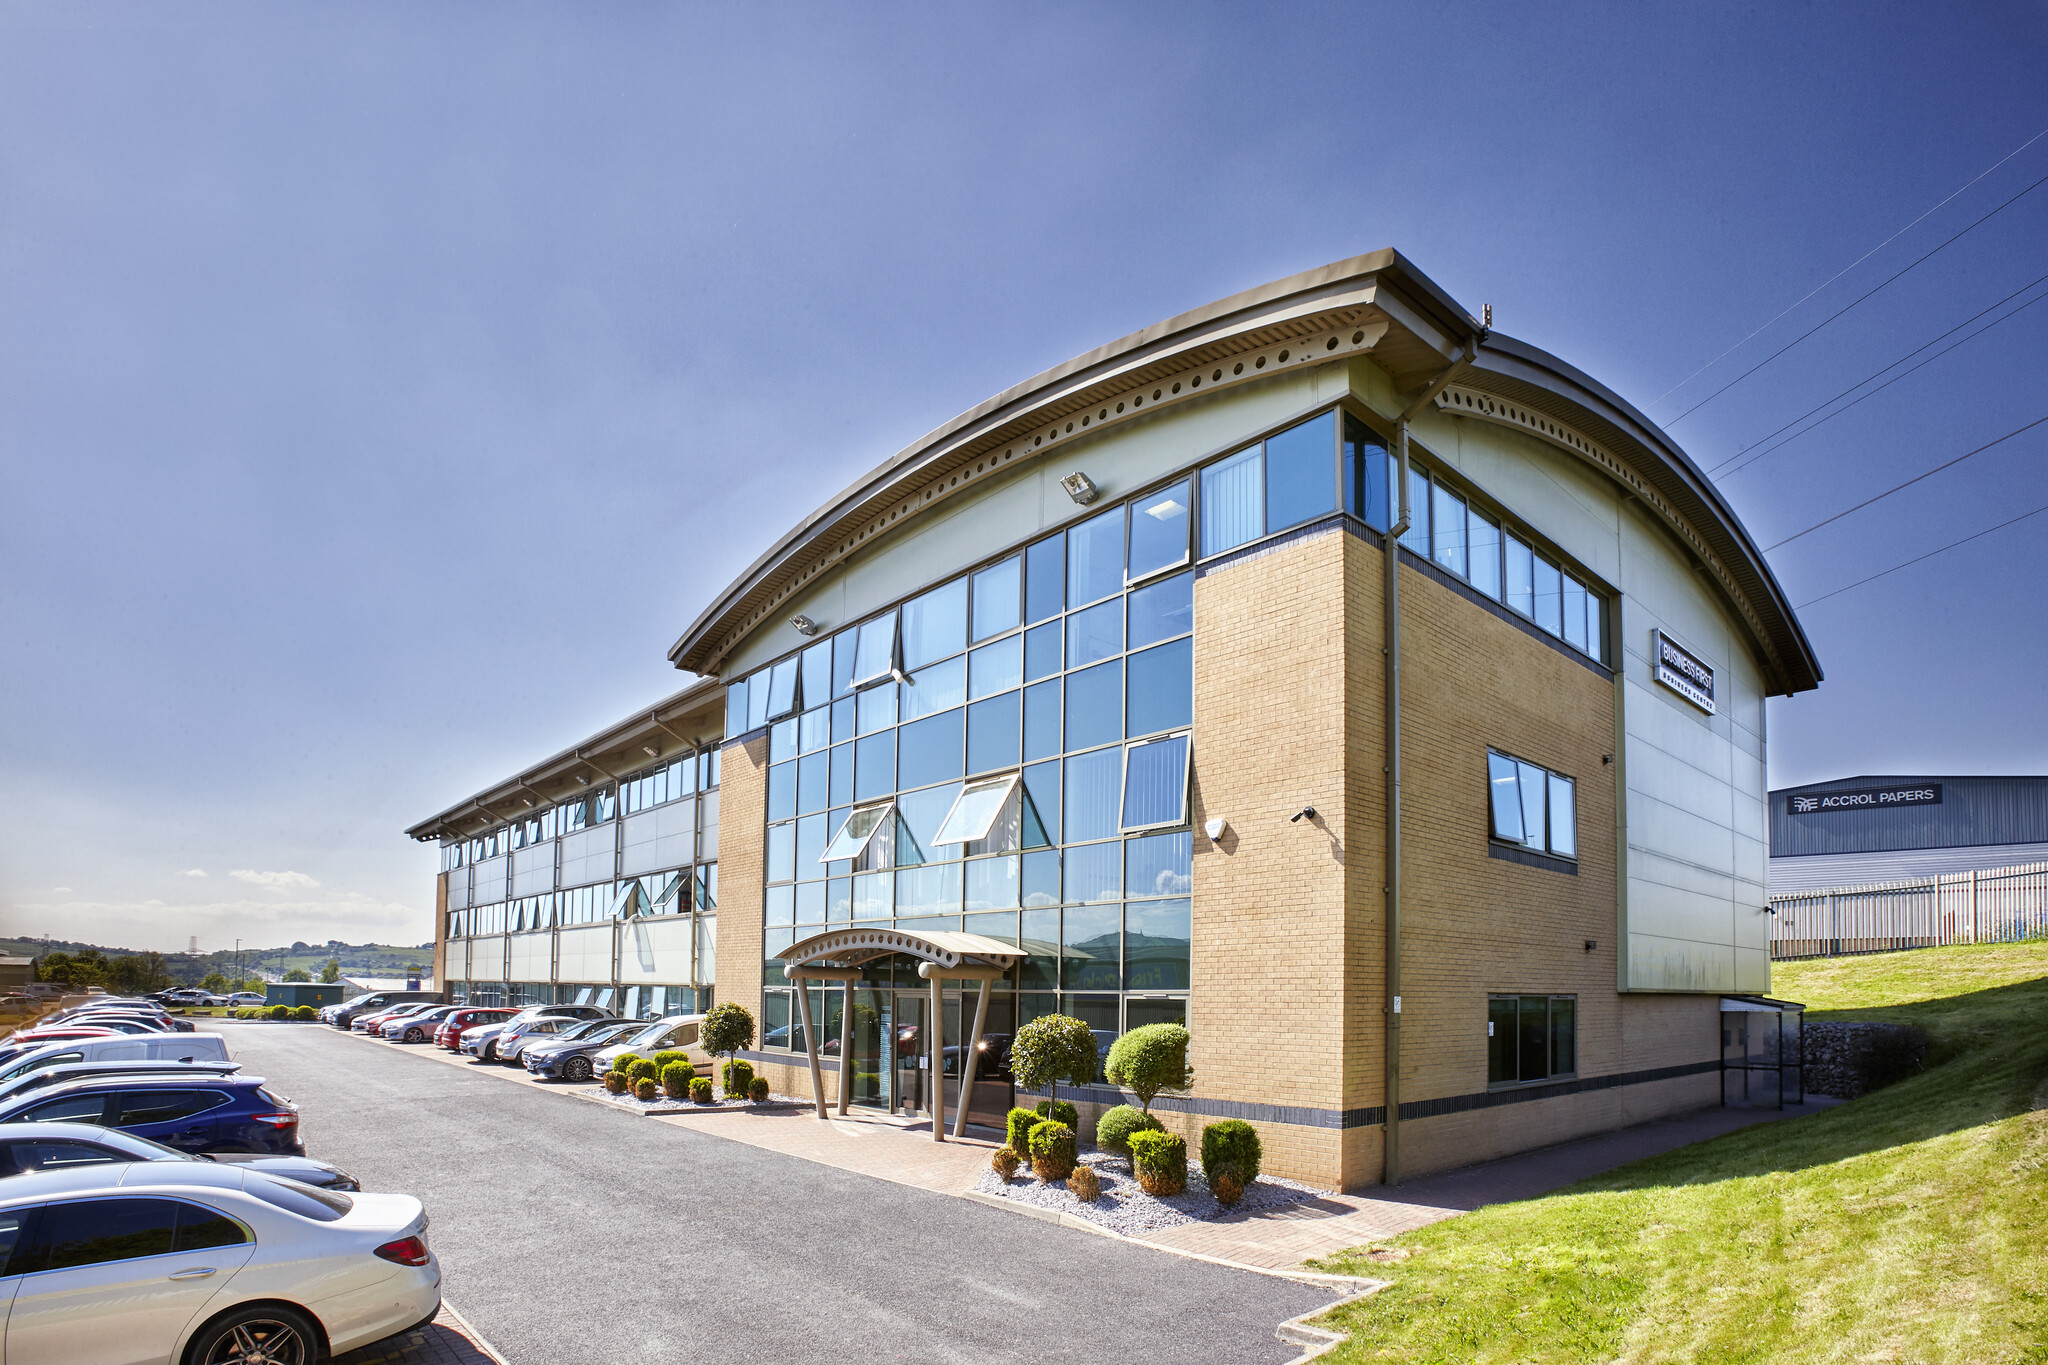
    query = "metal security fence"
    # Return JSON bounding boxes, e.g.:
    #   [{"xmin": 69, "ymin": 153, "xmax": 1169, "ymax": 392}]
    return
[{"xmin": 1769, "ymin": 861, "xmax": 2048, "ymax": 959}]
